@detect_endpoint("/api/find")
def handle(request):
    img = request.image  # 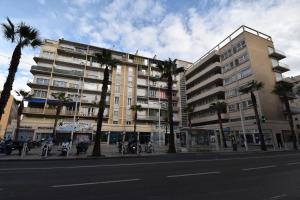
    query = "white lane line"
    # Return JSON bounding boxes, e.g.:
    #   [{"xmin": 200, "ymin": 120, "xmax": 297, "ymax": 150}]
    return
[
  {"xmin": 167, "ymin": 171, "xmax": 220, "ymax": 178},
  {"xmin": 242, "ymin": 165, "xmax": 276, "ymax": 171},
  {"xmin": 270, "ymin": 194, "xmax": 287, "ymax": 199},
  {"xmin": 287, "ymin": 161, "xmax": 300, "ymax": 165},
  {"xmin": 1, "ymin": 153, "xmax": 299, "ymax": 171},
  {"xmin": 50, "ymin": 178, "xmax": 141, "ymax": 188}
]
